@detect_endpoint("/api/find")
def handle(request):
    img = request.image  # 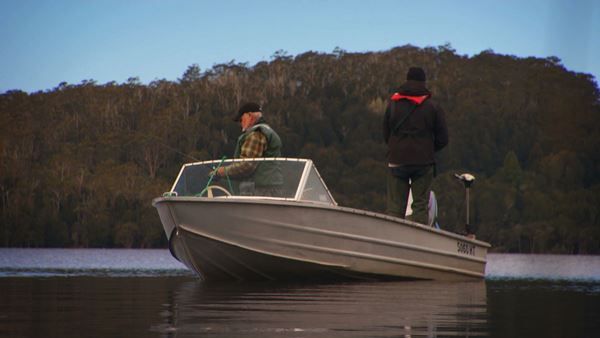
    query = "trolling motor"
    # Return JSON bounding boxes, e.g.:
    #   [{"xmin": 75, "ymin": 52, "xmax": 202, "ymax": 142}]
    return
[{"xmin": 454, "ymin": 173, "xmax": 476, "ymax": 239}]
